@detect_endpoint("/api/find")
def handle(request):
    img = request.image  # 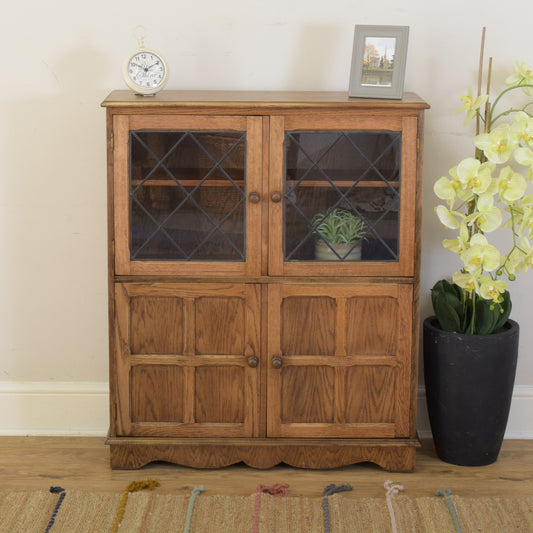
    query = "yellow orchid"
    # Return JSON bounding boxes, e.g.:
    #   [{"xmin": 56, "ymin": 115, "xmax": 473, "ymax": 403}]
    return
[
  {"xmin": 456, "ymin": 158, "xmax": 494, "ymax": 194},
  {"xmin": 434, "ymin": 169, "xmax": 475, "ymax": 207},
  {"xmin": 479, "ymin": 276, "xmax": 508, "ymax": 302},
  {"xmin": 452, "ymin": 272, "xmax": 479, "ymax": 293},
  {"xmin": 466, "ymin": 193, "xmax": 502, "ymax": 232},
  {"xmin": 434, "ymin": 176, "xmax": 457, "ymax": 207},
  {"xmin": 507, "ymin": 236, "xmax": 533, "ymax": 274},
  {"xmin": 512, "ymin": 112, "xmax": 533, "ymax": 148},
  {"xmin": 503, "ymin": 203, "xmax": 533, "ymax": 238},
  {"xmin": 514, "ymin": 148, "xmax": 533, "ymax": 178},
  {"xmin": 434, "ymin": 56, "xmax": 533, "ymax": 330},
  {"xmin": 505, "ymin": 61, "xmax": 533, "ymax": 96},
  {"xmin": 475, "ymin": 124, "xmax": 519, "ymax": 164},
  {"xmin": 435, "ymin": 205, "xmax": 462, "ymax": 229},
  {"xmin": 457, "ymin": 89, "xmax": 489, "ymax": 124},
  {"xmin": 518, "ymin": 206, "xmax": 533, "ymax": 238},
  {"xmin": 463, "ymin": 234, "xmax": 501, "ymax": 273},
  {"xmin": 442, "ymin": 222, "xmax": 470, "ymax": 254},
  {"xmin": 496, "ymin": 166, "xmax": 527, "ymax": 204}
]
